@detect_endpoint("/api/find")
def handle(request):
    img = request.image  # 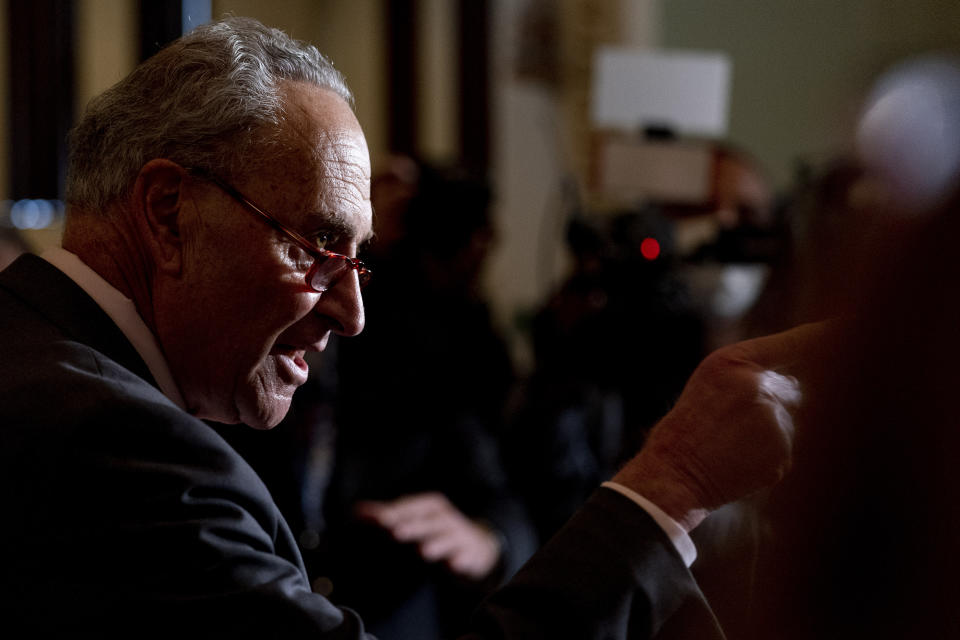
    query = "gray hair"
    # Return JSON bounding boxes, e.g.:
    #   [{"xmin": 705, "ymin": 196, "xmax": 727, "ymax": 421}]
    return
[{"xmin": 66, "ymin": 16, "xmax": 353, "ymax": 211}]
